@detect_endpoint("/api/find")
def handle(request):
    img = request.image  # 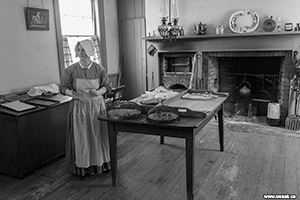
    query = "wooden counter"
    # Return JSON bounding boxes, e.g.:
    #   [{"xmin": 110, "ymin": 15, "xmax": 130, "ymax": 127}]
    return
[{"xmin": 0, "ymin": 94, "xmax": 71, "ymax": 178}]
